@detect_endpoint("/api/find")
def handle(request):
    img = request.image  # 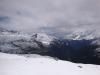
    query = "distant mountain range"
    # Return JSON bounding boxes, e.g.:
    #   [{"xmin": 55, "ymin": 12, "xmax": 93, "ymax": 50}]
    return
[{"xmin": 0, "ymin": 27, "xmax": 100, "ymax": 64}]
